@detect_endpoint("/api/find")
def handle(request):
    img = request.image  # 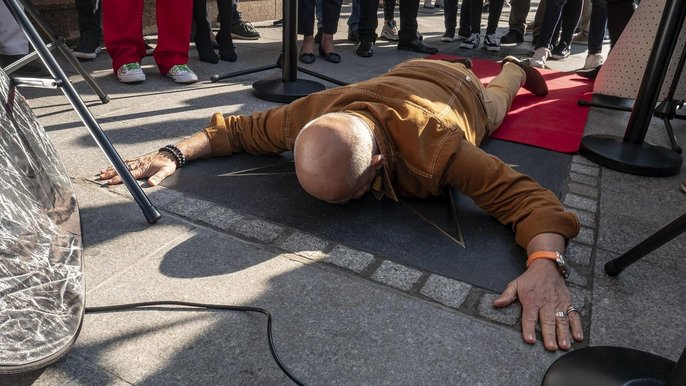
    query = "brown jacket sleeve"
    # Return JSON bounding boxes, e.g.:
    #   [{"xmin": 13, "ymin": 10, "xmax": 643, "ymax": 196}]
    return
[
  {"xmin": 203, "ymin": 104, "xmax": 295, "ymax": 157},
  {"xmin": 444, "ymin": 139, "xmax": 580, "ymax": 248}
]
